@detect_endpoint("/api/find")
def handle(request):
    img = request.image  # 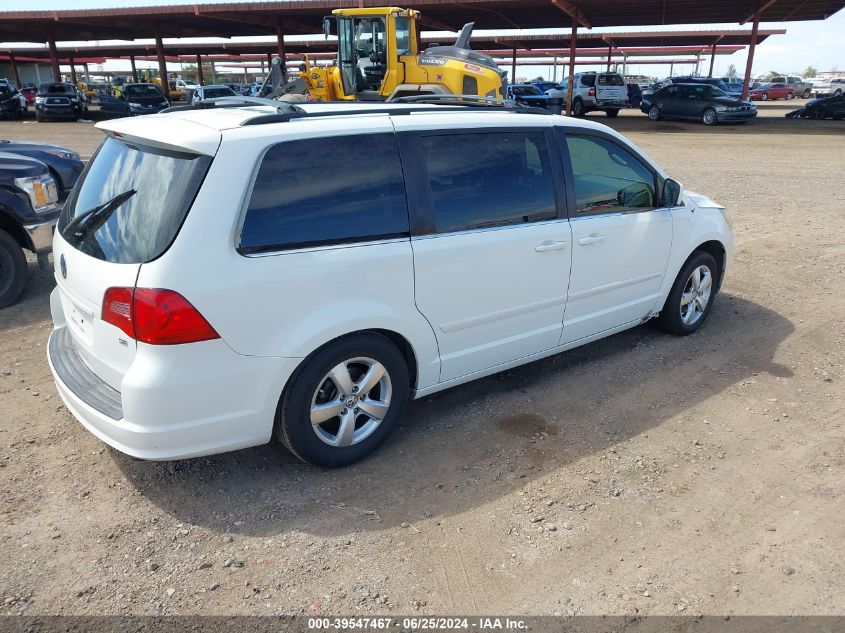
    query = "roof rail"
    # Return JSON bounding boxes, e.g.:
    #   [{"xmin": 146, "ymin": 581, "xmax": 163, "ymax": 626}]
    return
[
  {"xmin": 388, "ymin": 93, "xmax": 552, "ymax": 115},
  {"xmin": 161, "ymin": 96, "xmax": 305, "ymax": 116}
]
